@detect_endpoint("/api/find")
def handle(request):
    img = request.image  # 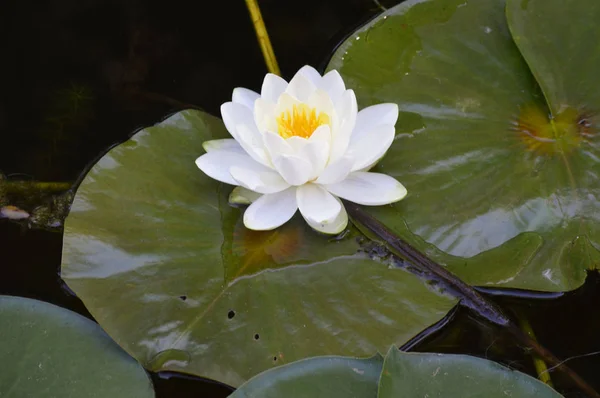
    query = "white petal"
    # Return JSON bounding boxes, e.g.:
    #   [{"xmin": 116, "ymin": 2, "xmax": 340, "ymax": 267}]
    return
[
  {"xmin": 263, "ymin": 131, "xmax": 293, "ymax": 158},
  {"xmin": 304, "ymin": 195, "xmax": 348, "ymax": 234},
  {"xmin": 236, "ymin": 124, "xmax": 271, "ymax": 166},
  {"xmin": 348, "ymin": 124, "xmax": 395, "ymax": 172},
  {"xmin": 319, "ymin": 70, "xmax": 346, "ymax": 105},
  {"xmin": 335, "ymin": 89, "xmax": 358, "ymax": 124},
  {"xmin": 262, "ymin": 74, "xmax": 288, "ymax": 103},
  {"xmin": 221, "ymin": 102, "xmax": 253, "ymax": 137},
  {"xmin": 272, "ymin": 154, "xmax": 313, "ymax": 186},
  {"xmin": 230, "ymin": 165, "xmax": 290, "ymax": 194},
  {"xmin": 229, "ymin": 186, "xmax": 262, "ymax": 205},
  {"xmin": 196, "ymin": 151, "xmax": 263, "ymax": 186},
  {"xmin": 356, "ymin": 157, "xmax": 384, "ymax": 172},
  {"xmin": 296, "ymin": 184, "xmax": 341, "ymax": 224},
  {"xmin": 286, "ymin": 72, "xmax": 317, "ymax": 102},
  {"xmin": 275, "ymin": 92, "xmax": 302, "ymax": 114},
  {"xmin": 315, "ymin": 155, "xmax": 353, "ymax": 185},
  {"xmin": 221, "ymin": 102, "xmax": 270, "ymax": 166},
  {"xmin": 254, "ymin": 98, "xmax": 278, "ymax": 134},
  {"xmin": 232, "ymin": 87, "xmax": 260, "ymax": 111},
  {"xmin": 309, "ymin": 124, "xmax": 331, "ymax": 144},
  {"xmin": 299, "ymin": 125, "xmax": 331, "ymax": 179},
  {"xmin": 286, "ymin": 136, "xmax": 309, "ymax": 154},
  {"xmin": 329, "ymin": 90, "xmax": 357, "ymax": 163},
  {"xmin": 306, "ymin": 89, "xmax": 336, "ymax": 122},
  {"xmin": 324, "ymin": 172, "xmax": 407, "ymax": 205},
  {"xmin": 297, "ymin": 65, "xmax": 322, "ymax": 85},
  {"xmin": 244, "ymin": 187, "xmax": 298, "ymax": 231},
  {"xmin": 202, "ymin": 139, "xmax": 243, "ymax": 153},
  {"xmin": 303, "ymin": 144, "xmax": 330, "ymax": 180},
  {"xmin": 351, "ymin": 103, "xmax": 399, "ymax": 144}
]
